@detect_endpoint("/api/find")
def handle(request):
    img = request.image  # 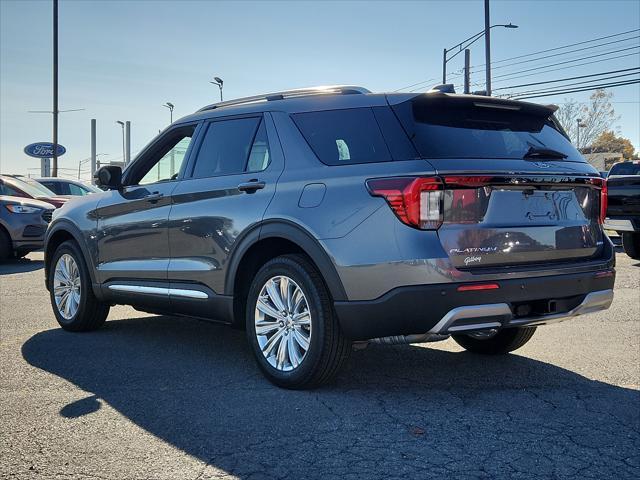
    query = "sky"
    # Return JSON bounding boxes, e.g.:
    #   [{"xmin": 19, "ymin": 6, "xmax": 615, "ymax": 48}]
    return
[{"xmin": 1, "ymin": 0, "xmax": 639, "ymax": 179}]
